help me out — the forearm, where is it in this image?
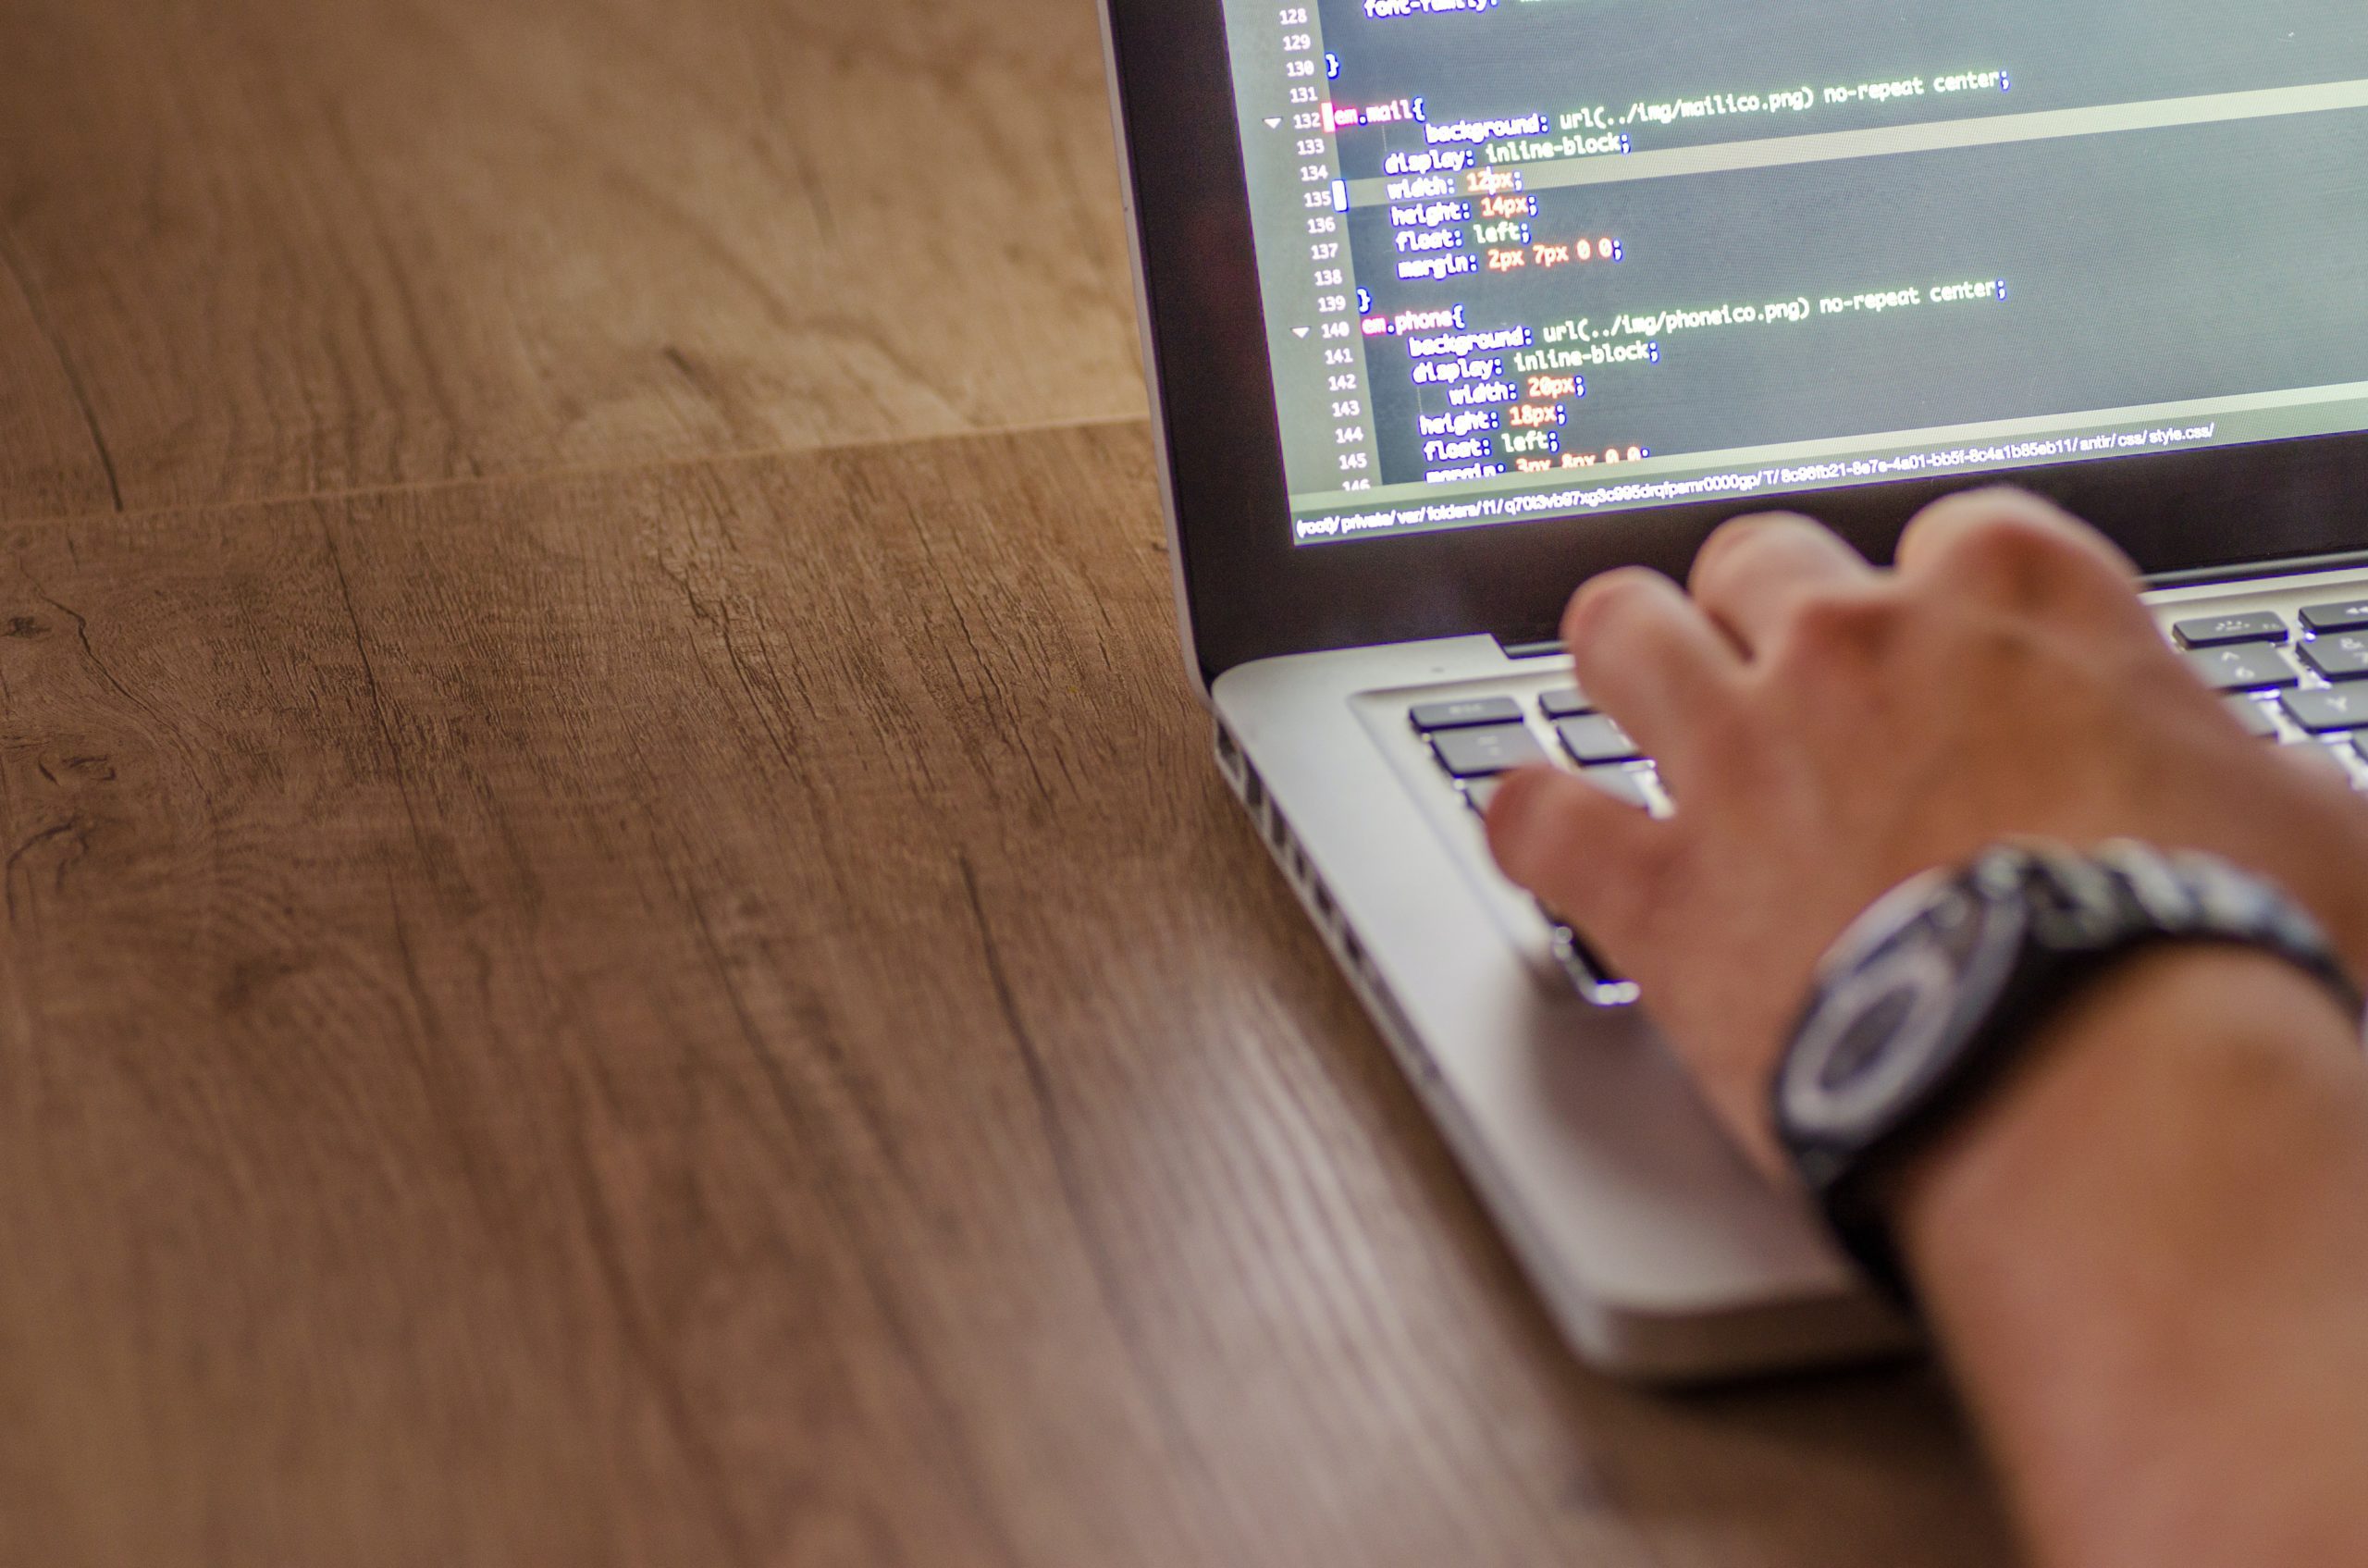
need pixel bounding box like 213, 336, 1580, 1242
1893, 946, 2368, 1568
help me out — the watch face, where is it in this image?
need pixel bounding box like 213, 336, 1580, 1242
1782, 881, 2029, 1147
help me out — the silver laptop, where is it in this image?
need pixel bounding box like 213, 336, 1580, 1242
1096, 0, 2368, 1379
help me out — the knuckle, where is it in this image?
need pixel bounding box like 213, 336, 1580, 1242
1919, 508, 2123, 615
1696, 514, 1768, 570
1948, 512, 2079, 575
1563, 566, 1665, 652
1781, 587, 1898, 665
1907, 485, 2057, 537
1695, 512, 1817, 584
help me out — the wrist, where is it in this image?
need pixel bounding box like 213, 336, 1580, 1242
1876, 944, 2368, 1568
1770, 842, 2362, 1307
1886, 943, 2363, 1300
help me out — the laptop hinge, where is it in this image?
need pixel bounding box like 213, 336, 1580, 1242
2144, 548, 2368, 591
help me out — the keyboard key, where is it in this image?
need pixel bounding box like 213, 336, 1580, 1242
1411, 697, 1523, 733
2300, 633, 2368, 682
1557, 714, 1644, 765
2281, 685, 2368, 734
2186, 644, 2298, 692
1582, 766, 1652, 810
2172, 611, 2288, 648
2226, 698, 2279, 740
1431, 724, 1548, 778
2300, 599, 2368, 635
1462, 776, 1505, 814
1538, 687, 1596, 720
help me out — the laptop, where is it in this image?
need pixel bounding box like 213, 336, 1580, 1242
1095, 0, 2368, 1379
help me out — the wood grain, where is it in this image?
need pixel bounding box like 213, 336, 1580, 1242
0, 0, 1146, 520
0, 226, 119, 518
0, 422, 2013, 1566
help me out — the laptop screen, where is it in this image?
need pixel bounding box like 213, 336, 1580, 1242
1217, 3, 2368, 548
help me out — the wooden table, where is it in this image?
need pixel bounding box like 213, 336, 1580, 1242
0, 0, 2016, 1562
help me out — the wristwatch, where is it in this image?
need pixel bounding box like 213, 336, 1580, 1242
1774, 839, 2362, 1309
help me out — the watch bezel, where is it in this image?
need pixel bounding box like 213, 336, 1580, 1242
1779, 882, 2028, 1157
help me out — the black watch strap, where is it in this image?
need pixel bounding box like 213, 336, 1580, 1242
1775, 841, 2363, 1311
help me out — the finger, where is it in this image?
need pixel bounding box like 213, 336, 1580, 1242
1560, 567, 1743, 769
1894, 487, 2140, 602
1687, 512, 1876, 657
1485, 765, 1663, 945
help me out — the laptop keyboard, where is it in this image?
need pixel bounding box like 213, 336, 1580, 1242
1430, 723, 1550, 779
2168, 604, 2368, 756
1409, 597, 2368, 1006
2186, 644, 2296, 692
1410, 686, 1659, 1002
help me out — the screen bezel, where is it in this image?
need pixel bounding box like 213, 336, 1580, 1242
1104, 0, 2368, 685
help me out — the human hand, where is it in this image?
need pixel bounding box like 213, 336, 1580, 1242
1485, 488, 2368, 1176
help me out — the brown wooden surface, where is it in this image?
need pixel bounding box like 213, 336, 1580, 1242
0, 226, 120, 518
0, 0, 1145, 519
0, 0, 2016, 1562
1, 428, 2009, 1567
